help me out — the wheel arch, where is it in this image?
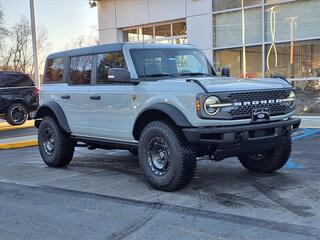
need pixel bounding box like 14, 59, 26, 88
7, 98, 28, 112
35, 102, 71, 134
132, 103, 192, 141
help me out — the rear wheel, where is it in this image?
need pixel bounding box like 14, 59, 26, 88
238, 137, 292, 173
6, 102, 28, 126
138, 121, 196, 191
38, 116, 75, 167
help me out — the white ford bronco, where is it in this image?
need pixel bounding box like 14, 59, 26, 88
36, 43, 301, 191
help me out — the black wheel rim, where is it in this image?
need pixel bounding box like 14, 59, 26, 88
10, 105, 27, 124
147, 137, 170, 176
43, 127, 55, 155
248, 152, 267, 161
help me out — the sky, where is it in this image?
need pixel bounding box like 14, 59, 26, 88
0, 0, 98, 52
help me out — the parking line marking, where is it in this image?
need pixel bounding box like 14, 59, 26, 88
292, 128, 320, 141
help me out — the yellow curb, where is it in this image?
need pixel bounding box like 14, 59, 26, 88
0, 120, 35, 132
0, 140, 38, 150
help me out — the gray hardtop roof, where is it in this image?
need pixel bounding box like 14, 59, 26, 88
46, 43, 196, 59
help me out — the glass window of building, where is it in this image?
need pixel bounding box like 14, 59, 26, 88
265, 41, 320, 79
155, 24, 171, 39
213, 0, 261, 12
214, 46, 262, 78
96, 52, 127, 84
264, 1, 320, 43
68, 55, 93, 85
172, 22, 186, 36
123, 21, 187, 44
213, 7, 262, 48
141, 27, 153, 42
123, 28, 139, 42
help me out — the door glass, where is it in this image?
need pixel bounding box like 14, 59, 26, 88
68, 55, 93, 84
96, 52, 127, 84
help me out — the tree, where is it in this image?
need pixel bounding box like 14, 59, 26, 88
0, 15, 50, 78
0, 8, 9, 51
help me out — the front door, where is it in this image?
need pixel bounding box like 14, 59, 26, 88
87, 52, 135, 141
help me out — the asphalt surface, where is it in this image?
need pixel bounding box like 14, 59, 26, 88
0, 127, 37, 139
0, 128, 320, 240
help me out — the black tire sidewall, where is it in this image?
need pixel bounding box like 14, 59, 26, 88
138, 122, 189, 190
6, 102, 27, 126
38, 117, 72, 167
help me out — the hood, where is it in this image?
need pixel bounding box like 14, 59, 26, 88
190, 77, 292, 93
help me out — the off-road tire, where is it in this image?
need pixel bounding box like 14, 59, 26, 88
6, 102, 28, 126
138, 121, 196, 191
38, 116, 75, 167
238, 137, 292, 173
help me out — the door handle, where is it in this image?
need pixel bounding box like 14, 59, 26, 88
90, 95, 101, 100
61, 95, 70, 99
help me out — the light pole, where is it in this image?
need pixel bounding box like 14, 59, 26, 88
29, 0, 40, 89
241, 0, 246, 78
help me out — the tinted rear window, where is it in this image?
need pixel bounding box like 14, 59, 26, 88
0, 73, 34, 87
68, 55, 93, 85
44, 57, 65, 83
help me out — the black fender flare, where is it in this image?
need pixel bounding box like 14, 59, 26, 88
132, 103, 192, 140
35, 101, 71, 134
137, 103, 192, 127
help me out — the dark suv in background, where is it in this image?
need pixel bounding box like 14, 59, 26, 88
0, 72, 38, 126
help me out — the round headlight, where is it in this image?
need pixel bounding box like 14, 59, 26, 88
204, 96, 220, 115
288, 90, 296, 107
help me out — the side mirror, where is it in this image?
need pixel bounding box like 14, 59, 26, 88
221, 66, 230, 77
108, 68, 131, 82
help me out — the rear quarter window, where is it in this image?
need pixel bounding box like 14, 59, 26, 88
0, 73, 34, 87
44, 57, 65, 83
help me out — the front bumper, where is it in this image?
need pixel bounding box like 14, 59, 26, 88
183, 118, 301, 145
183, 118, 301, 159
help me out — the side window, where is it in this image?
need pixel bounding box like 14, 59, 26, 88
0, 74, 34, 87
44, 58, 64, 83
96, 52, 126, 84
68, 55, 93, 85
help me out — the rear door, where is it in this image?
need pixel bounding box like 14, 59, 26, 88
64, 54, 94, 136
87, 51, 135, 141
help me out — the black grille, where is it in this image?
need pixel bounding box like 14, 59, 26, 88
228, 90, 290, 101
227, 90, 291, 119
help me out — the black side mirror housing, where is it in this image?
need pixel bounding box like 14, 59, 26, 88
221, 67, 230, 77
108, 68, 131, 82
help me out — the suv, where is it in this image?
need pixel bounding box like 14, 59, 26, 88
35, 43, 300, 191
0, 71, 38, 126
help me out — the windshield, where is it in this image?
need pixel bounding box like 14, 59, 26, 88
130, 48, 216, 79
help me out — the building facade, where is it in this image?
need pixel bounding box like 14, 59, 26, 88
98, 0, 320, 116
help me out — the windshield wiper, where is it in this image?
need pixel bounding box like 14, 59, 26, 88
140, 73, 176, 78
179, 72, 211, 76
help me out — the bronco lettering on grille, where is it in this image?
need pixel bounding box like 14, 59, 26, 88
234, 99, 283, 106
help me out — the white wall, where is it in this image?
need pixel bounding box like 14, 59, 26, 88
98, 0, 213, 62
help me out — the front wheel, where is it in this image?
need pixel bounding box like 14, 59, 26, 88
138, 121, 196, 191
38, 116, 75, 167
238, 137, 292, 173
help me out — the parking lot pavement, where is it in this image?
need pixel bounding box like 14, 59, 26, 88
0, 129, 320, 240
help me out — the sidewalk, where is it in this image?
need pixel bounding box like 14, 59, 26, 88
0, 120, 38, 150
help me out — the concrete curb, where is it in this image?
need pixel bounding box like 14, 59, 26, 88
0, 139, 38, 150
0, 120, 35, 132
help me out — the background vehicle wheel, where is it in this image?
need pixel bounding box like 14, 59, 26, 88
138, 121, 196, 191
238, 137, 292, 173
38, 116, 75, 167
6, 102, 28, 126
